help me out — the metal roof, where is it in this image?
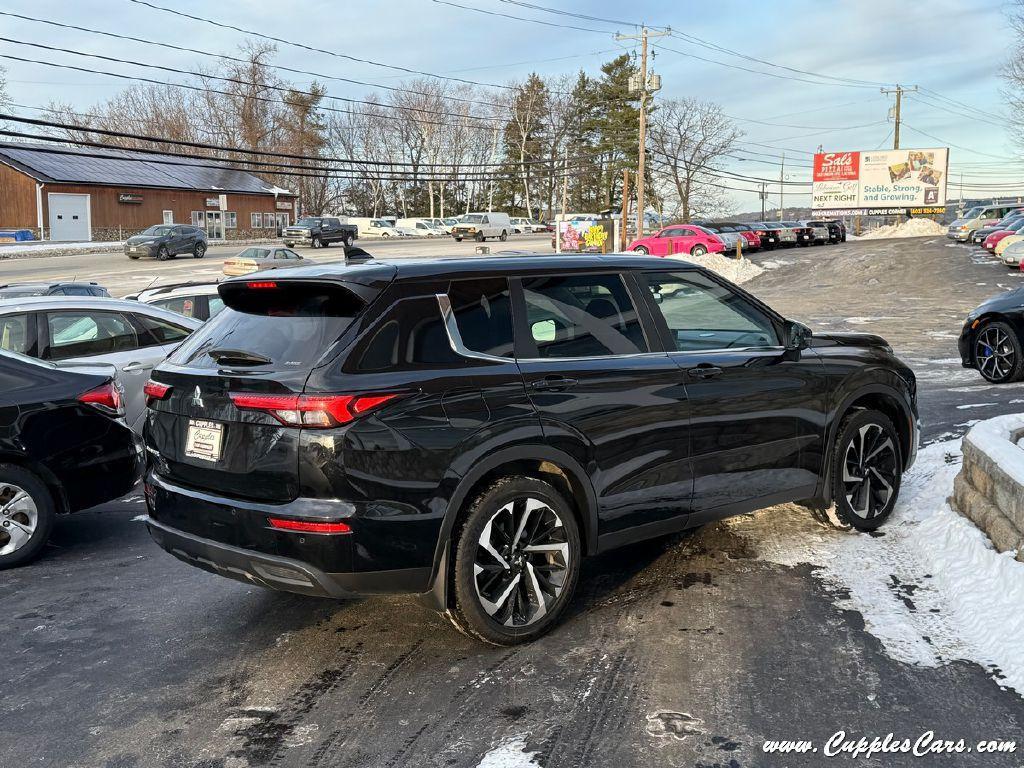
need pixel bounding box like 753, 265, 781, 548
0, 142, 295, 196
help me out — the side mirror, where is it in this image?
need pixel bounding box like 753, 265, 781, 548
785, 320, 812, 351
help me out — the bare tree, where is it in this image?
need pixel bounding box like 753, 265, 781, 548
1004, 1, 1024, 149
647, 98, 742, 221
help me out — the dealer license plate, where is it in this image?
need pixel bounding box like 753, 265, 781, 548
184, 419, 223, 462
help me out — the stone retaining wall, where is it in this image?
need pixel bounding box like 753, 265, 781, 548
951, 414, 1024, 561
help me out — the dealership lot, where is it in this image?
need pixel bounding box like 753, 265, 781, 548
2, 236, 1023, 768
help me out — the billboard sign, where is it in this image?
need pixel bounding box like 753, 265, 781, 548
812, 148, 948, 211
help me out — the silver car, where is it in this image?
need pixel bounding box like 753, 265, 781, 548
999, 239, 1024, 268
0, 297, 201, 433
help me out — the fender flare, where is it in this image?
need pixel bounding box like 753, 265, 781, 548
419, 443, 598, 611
815, 381, 914, 503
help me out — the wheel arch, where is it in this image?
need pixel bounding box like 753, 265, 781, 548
0, 451, 68, 514
814, 382, 916, 506
419, 444, 598, 612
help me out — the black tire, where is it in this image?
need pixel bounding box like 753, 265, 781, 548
633, 246, 649, 254
128, 255, 140, 260
344, 234, 354, 248
475, 231, 485, 242
500, 230, 508, 242
0, 464, 56, 570
312, 235, 323, 249
690, 244, 707, 257
381, 232, 391, 239
157, 245, 170, 261
448, 476, 581, 645
454, 237, 462, 242
830, 410, 902, 532
973, 320, 1024, 383
193, 242, 206, 259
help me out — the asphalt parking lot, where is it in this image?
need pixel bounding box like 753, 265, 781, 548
3, 236, 1024, 768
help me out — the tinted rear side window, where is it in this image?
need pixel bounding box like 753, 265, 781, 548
355, 295, 459, 371
169, 283, 364, 371
449, 278, 514, 358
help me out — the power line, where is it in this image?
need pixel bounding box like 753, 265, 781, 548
431, 0, 609, 33
900, 123, 1008, 160
0, 133, 589, 182
0, 112, 589, 168
0, 37, 505, 127
0, 52, 498, 132
0, 11, 514, 113
125, 0, 527, 92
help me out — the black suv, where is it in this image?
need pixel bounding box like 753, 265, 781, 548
282, 217, 357, 249
0, 281, 109, 298
125, 225, 208, 261
143, 255, 918, 644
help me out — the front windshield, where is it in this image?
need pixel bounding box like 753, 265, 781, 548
963, 207, 984, 219
295, 218, 321, 226
142, 226, 173, 236
463, 214, 484, 223
443, 218, 458, 225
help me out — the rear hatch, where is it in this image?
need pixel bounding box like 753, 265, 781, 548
145, 274, 392, 502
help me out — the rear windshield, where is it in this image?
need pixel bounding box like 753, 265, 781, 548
167, 282, 364, 371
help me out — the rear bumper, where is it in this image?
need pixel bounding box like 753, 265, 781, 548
145, 516, 429, 598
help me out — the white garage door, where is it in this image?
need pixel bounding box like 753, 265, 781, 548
48, 193, 91, 242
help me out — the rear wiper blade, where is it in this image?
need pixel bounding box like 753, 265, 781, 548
208, 348, 272, 365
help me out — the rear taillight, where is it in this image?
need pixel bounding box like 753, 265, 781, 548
229, 392, 399, 427
268, 517, 352, 534
143, 379, 172, 403
78, 381, 124, 416
247, 281, 277, 289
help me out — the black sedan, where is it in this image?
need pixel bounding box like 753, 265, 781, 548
125, 225, 208, 261
0, 350, 143, 568
958, 287, 1024, 383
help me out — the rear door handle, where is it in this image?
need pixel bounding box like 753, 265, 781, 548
687, 365, 723, 380
530, 376, 578, 392
121, 361, 152, 373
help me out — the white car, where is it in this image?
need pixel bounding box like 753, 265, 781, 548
999, 239, 1024, 268
126, 282, 225, 322
0, 297, 201, 433
510, 217, 546, 234
451, 212, 513, 242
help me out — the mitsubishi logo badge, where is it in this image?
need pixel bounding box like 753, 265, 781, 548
192, 386, 204, 409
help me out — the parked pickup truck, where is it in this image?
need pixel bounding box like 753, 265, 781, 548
282, 216, 357, 249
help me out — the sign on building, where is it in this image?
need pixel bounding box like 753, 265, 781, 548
812, 148, 949, 213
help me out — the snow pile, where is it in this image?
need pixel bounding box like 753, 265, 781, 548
476, 737, 541, 767
727, 439, 1024, 696
677, 252, 764, 284
0, 240, 124, 255
858, 219, 947, 240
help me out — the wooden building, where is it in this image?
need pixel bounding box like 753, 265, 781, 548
0, 142, 298, 242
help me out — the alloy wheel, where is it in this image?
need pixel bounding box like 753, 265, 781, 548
0, 483, 38, 556
842, 424, 898, 519
474, 497, 570, 627
975, 325, 1016, 381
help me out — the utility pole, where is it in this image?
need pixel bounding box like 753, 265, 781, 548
616, 25, 670, 240
778, 152, 785, 221
881, 84, 917, 150
621, 169, 630, 251
759, 181, 766, 221
557, 145, 568, 253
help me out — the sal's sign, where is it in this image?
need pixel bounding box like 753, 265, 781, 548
814, 152, 860, 182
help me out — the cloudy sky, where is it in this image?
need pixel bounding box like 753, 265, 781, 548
0, 0, 1017, 213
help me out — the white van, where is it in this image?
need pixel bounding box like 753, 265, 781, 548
397, 218, 445, 237
451, 212, 513, 242
342, 217, 404, 238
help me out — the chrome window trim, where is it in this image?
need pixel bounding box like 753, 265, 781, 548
435, 293, 510, 363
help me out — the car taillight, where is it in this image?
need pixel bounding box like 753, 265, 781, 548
143, 379, 172, 402
78, 381, 124, 416
229, 392, 399, 427
247, 281, 277, 289
268, 517, 352, 534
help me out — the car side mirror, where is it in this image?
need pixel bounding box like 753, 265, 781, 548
784, 320, 812, 350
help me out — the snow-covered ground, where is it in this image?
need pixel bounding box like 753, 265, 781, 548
856, 219, 947, 240
728, 439, 1024, 697
0, 240, 124, 255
